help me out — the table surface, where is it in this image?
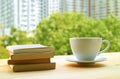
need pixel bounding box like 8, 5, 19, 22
0, 52, 120, 79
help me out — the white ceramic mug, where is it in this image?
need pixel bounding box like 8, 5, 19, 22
70, 37, 110, 61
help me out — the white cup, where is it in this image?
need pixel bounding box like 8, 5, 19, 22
70, 37, 110, 61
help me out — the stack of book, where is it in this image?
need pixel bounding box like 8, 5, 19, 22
6, 44, 55, 72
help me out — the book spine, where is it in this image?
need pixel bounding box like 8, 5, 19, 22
11, 63, 56, 72
8, 58, 50, 65
11, 52, 54, 60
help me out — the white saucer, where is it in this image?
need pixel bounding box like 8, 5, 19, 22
66, 56, 106, 64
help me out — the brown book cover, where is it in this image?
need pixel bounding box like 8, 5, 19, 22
10, 52, 54, 60
8, 58, 50, 65
9, 62, 56, 72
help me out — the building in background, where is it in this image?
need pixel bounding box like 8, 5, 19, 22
90, 0, 119, 19
90, 0, 107, 19
62, 0, 120, 19
49, 0, 60, 15
59, 0, 67, 14
115, 0, 120, 18
1, 0, 120, 35
64, 0, 89, 17
0, 0, 59, 35
0, 0, 14, 35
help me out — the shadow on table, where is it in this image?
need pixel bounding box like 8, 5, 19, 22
65, 62, 106, 68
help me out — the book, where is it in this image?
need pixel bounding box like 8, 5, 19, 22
9, 52, 54, 60
8, 58, 50, 65
9, 62, 56, 72
6, 44, 53, 54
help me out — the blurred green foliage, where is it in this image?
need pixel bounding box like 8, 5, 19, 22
0, 12, 120, 58
34, 12, 120, 55
0, 27, 34, 58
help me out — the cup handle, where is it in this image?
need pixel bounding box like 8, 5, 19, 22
97, 40, 110, 55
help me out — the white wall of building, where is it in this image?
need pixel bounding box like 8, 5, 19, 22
49, 0, 60, 16
0, 0, 60, 35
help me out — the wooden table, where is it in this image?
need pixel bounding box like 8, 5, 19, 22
0, 52, 120, 79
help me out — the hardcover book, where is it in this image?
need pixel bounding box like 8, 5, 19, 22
8, 58, 50, 65
9, 52, 54, 60
9, 62, 56, 72
6, 44, 53, 54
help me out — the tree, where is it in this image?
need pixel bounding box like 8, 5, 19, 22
34, 12, 120, 55
6, 27, 34, 46
1, 12, 120, 58
0, 23, 2, 28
